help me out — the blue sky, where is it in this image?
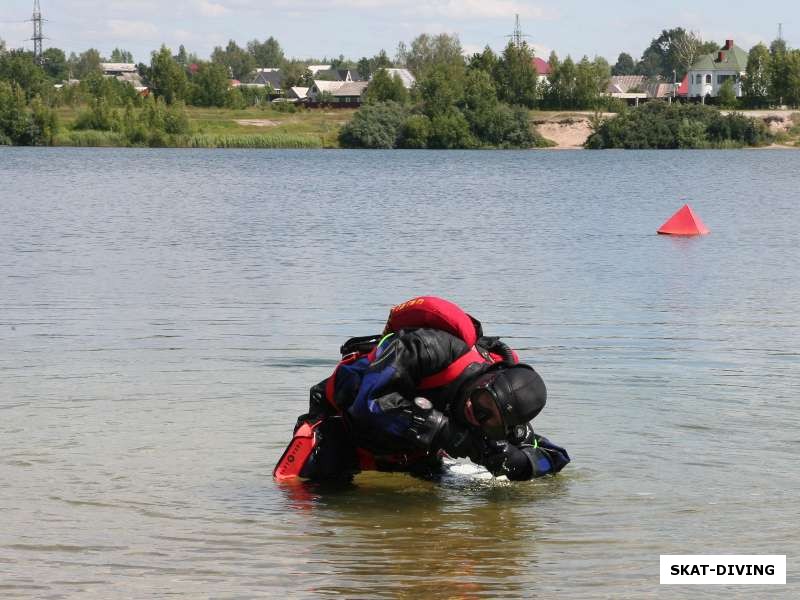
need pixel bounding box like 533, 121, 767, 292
1, 0, 792, 64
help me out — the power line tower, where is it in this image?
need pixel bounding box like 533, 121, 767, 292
506, 14, 531, 49
31, 0, 44, 63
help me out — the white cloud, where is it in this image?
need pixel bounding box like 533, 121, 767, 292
109, 0, 159, 10
198, 1, 231, 17
272, 0, 554, 21
421, 0, 553, 20
108, 19, 159, 39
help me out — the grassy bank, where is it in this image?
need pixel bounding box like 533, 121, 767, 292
53, 105, 356, 149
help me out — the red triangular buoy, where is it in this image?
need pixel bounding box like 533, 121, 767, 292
657, 204, 710, 236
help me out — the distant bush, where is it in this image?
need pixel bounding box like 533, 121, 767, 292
586, 101, 772, 149
339, 101, 409, 148
0, 81, 60, 145
399, 114, 431, 148
74, 98, 122, 131
428, 109, 475, 149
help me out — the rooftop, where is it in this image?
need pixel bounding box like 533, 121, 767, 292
689, 40, 748, 72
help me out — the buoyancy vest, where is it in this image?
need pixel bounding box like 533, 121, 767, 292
324, 296, 518, 412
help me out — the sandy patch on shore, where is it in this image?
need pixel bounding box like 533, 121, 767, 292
235, 119, 280, 127
535, 118, 594, 148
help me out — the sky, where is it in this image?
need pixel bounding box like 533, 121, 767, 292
0, 0, 793, 64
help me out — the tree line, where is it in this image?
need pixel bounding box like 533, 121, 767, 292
2, 27, 800, 147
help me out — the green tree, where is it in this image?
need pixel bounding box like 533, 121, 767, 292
373, 49, 392, 70
428, 109, 474, 149
546, 55, 577, 108
574, 56, 610, 109
149, 45, 188, 104
110, 48, 134, 63
418, 63, 464, 117
0, 81, 28, 144
339, 101, 409, 148
637, 28, 714, 80
399, 114, 431, 148
174, 45, 188, 67
190, 61, 229, 107
785, 50, 800, 107
494, 41, 538, 108
612, 52, 636, 75
357, 56, 373, 81
28, 96, 59, 144
768, 40, 790, 105
42, 47, 68, 81
211, 40, 256, 80
717, 79, 738, 108
356, 50, 393, 81
364, 69, 408, 103
74, 97, 122, 131
468, 46, 499, 75
281, 60, 308, 88
74, 48, 103, 79
743, 43, 771, 107
461, 69, 500, 138
0, 50, 48, 99
248, 37, 284, 67
405, 33, 464, 81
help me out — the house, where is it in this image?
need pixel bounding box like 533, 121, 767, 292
307, 80, 369, 105
100, 63, 137, 77
606, 75, 648, 105
247, 68, 283, 93
307, 65, 332, 76
313, 68, 362, 82
606, 75, 678, 105
286, 86, 309, 101
99, 62, 147, 93
687, 39, 747, 99
373, 68, 416, 89
532, 57, 551, 83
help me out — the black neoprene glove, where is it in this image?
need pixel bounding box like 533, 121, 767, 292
480, 442, 534, 481
402, 397, 480, 457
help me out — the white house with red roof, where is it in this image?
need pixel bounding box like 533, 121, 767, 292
532, 57, 551, 83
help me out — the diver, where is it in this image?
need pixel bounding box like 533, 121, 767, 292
274, 297, 570, 482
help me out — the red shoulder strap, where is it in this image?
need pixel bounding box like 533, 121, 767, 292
418, 346, 490, 390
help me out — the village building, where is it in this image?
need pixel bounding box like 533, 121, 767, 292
313, 68, 362, 82
606, 75, 678, 105
532, 57, 551, 83
100, 62, 147, 92
245, 68, 283, 93
307, 65, 332, 76
307, 80, 369, 105
687, 39, 747, 99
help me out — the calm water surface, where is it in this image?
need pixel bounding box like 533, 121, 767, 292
1, 148, 799, 598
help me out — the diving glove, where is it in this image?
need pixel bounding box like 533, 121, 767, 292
403, 397, 477, 456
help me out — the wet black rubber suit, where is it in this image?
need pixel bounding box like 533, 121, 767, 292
300, 328, 564, 481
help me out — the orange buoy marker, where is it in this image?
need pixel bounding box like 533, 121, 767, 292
657, 204, 710, 236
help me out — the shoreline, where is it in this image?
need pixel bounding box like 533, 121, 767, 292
534, 109, 799, 149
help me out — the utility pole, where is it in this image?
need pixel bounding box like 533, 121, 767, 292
31, 0, 44, 63
506, 14, 530, 49
512, 14, 523, 48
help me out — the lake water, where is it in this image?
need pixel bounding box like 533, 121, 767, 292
1, 147, 798, 598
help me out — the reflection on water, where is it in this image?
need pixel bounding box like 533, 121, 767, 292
275, 473, 568, 599
1, 148, 799, 597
